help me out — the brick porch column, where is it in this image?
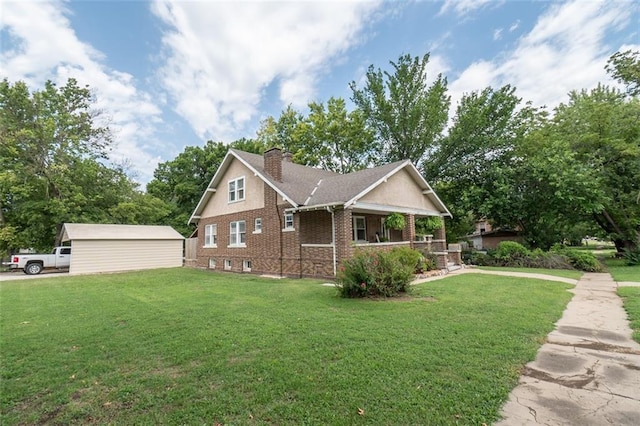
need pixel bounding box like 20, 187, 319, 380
334, 209, 353, 266
402, 214, 416, 248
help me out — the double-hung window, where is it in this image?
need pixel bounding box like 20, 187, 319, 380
284, 213, 294, 230
254, 217, 262, 233
353, 216, 367, 242
228, 177, 245, 203
204, 224, 217, 247
229, 220, 246, 247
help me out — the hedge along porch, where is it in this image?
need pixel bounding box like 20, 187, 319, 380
60, 223, 184, 275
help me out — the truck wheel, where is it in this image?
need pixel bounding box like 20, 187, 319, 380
25, 262, 43, 275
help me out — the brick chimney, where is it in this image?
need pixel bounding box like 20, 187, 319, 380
264, 147, 283, 181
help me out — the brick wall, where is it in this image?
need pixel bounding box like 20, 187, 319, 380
299, 210, 333, 244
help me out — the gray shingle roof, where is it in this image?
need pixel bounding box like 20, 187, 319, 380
305, 160, 408, 206
189, 148, 451, 224
232, 149, 339, 205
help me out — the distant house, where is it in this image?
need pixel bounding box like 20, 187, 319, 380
466, 220, 523, 250
188, 148, 456, 278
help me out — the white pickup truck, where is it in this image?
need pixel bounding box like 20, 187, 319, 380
8, 247, 71, 275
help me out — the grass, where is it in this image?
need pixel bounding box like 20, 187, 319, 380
601, 257, 640, 282
476, 266, 583, 280
1, 268, 573, 425
618, 287, 640, 343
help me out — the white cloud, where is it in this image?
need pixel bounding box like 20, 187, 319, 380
493, 28, 503, 41
509, 19, 520, 32
152, 0, 382, 141
439, 0, 500, 17
0, 0, 163, 184
450, 0, 635, 111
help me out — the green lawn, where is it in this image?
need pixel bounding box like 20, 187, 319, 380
602, 257, 640, 282
476, 266, 583, 280
618, 287, 640, 343
1, 268, 573, 425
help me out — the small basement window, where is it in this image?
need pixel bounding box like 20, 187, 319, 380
208, 258, 216, 269
224, 259, 232, 270
243, 260, 252, 272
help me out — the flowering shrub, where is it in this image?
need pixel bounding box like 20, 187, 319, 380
336, 248, 416, 298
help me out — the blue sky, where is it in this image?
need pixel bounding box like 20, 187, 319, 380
1, 0, 638, 185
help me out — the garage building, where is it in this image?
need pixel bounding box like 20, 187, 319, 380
60, 223, 184, 275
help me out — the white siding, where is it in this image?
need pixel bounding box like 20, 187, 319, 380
69, 240, 183, 275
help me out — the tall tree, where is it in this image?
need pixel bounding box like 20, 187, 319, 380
0, 78, 173, 252
254, 98, 375, 173
1, 79, 111, 251
606, 49, 640, 97
350, 53, 450, 167
426, 86, 541, 242
552, 84, 640, 252
146, 139, 266, 235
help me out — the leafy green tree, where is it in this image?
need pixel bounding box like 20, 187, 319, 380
0, 78, 173, 252
146, 139, 266, 235
606, 50, 640, 97
427, 86, 539, 242
1, 79, 111, 251
552, 84, 640, 252
476, 134, 603, 249
255, 98, 375, 173
350, 53, 450, 167
426, 84, 606, 249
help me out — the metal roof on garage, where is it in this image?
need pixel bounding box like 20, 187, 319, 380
61, 223, 184, 242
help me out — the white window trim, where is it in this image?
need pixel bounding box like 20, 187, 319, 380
224, 259, 232, 270
283, 213, 295, 232
353, 216, 367, 242
208, 258, 216, 269
228, 220, 247, 248
243, 260, 252, 272
253, 217, 262, 234
204, 224, 217, 247
228, 176, 246, 204
380, 218, 390, 241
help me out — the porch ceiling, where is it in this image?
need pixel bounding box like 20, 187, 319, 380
349, 202, 444, 218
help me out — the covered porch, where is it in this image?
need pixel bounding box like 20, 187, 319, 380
295, 204, 460, 276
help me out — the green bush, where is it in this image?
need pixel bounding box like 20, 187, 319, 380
418, 251, 438, 272
623, 248, 640, 266
551, 245, 603, 272
389, 246, 423, 272
337, 249, 415, 298
465, 243, 602, 271
494, 241, 530, 261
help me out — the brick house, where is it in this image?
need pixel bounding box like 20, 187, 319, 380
188, 147, 455, 278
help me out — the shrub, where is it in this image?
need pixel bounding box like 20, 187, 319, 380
465, 243, 595, 271
336, 249, 415, 298
623, 248, 640, 266
419, 251, 438, 272
494, 241, 530, 261
550, 245, 603, 272
389, 246, 423, 272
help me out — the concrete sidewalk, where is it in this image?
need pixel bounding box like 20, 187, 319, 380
495, 273, 640, 425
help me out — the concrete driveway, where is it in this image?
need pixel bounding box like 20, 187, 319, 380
0, 269, 69, 281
